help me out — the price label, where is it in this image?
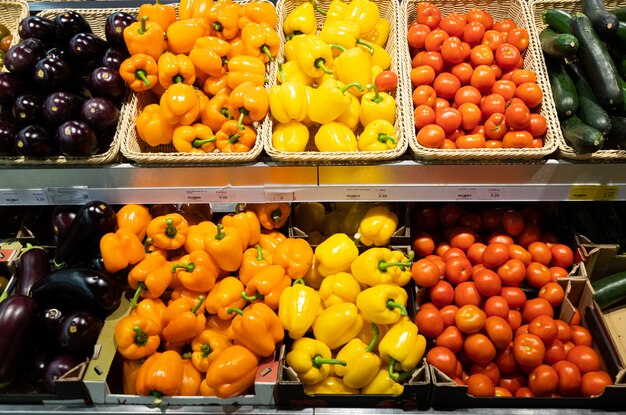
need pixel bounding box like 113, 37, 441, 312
375, 188, 390, 199
569, 185, 619, 201
1, 192, 21, 204
31, 191, 47, 204
344, 188, 373, 200
265, 191, 294, 202
455, 187, 478, 200
46, 186, 89, 204
184, 190, 212, 203
212, 189, 234, 202
486, 187, 503, 200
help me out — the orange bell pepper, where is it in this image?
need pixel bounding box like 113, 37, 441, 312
190, 36, 231, 78
160, 83, 202, 126
100, 228, 145, 274
199, 379, 216, 396
162, 296, 207, 344
135, 104, 174, 147
180, 359, 203, 396
123, 16, 166, 61
242, 264, 291, 310
189, 329, 232, 372
250, 203, 291, 230
215, 119, 257, 153
123, 358, 143, 395
241, 22, 280, 63
203, 71, 230, 96
238, 244, 272, 285
179, 0, 196, 20
204, 276, 246, 319
229, 35, 245, 56
191, 0, 213, 18
239, 1, 278, 29
208, 0, 242, 40
205, 345, 258, 398
272, 238, 313, 279
119, 54, 158, 92
169, 287, 206, 305
128, 255, 172, 307
228, 81, 269, 129
171, 249, 220, 292
227, 302, 284, 357
146, 213, 188, 250
157, 52, 196, 90
258, 229, 286, 252
184, 221, 217, 253
139, 0, 176, 32
204, 223, 244, 271
166, 18, 209, 55
117, 204, 153, 241
136, 351, 183, 406
200, 91, 232, 132
226, 56, 266, 90
221, 204, 261, 249
131, 298, 167, 330
115, 314, 161, 360
205, 315, 234, 339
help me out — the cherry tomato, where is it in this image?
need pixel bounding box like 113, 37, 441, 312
513, 333, 545, 367
528, 315, 558, 345
465, 333, 497, 364
567, 345, 601, 374
580, 371, 613, 397
416, 307, 445, 339
407, 22, 431, 49
375, 70, 398, 92
552, 360, 582, 396
427, 346, 458, 377
455, 304, 486, 334
430, 279, 455, 308
528, 364, 558, 396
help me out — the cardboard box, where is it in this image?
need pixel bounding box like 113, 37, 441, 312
83, 296, 279, 406
575, 234, 626, 280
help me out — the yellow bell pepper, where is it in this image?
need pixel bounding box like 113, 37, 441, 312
341, 202, 373, 237
378, 321, 426, 381
239, 244, 273, 285
283, 34, 304, 62
334, 323, 382, 388
314, 0, 348, 23
360, 84, 395, 127
295, 34, 335, 78
356, 204, 399, 246
313, 302, 363, 350
279, 279, 322, 339
314, 122, 357, 152
318, 272, 361, 307
221, 204, 261, 249
294, 202, 326, 234
283, 2, 317, 37
356, 284, 408, 325
358, 119, 397, 151
321, 20, 372, 57
279, 60, 314, 86
356, 321, 387, 353
286, 337, 347, 385
204, 223, 244, 272
272, 121, 309, 152
157, 52, 196, 90
315, 233, 359, 277
302, 254, 324, 290
344, 0, 380, 36
361, 42, 391, 70
336, 93, 360, 132
308, 79, 363, 124
160, 83, 201, 126
304, 376, 359, 394
361, 368, 404, 395
350, 248, 414, 287
364, 18, 390, 46
167, 18, 209, 55
269, 63, 308, 123
172, 124, 216, 153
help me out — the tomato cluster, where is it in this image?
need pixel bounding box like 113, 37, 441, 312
410, 203, 614, 397
407, 4, 547, 150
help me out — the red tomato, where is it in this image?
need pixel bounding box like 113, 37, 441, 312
470, 44, 494, 66
417, 124, 445, 148
414, 105, 437, 129
425, 29, 450, 52
538, 282, 565, 307
503, 130, 534, 148
440, 304, 460, 327
515, 223, 541, 248
501, 286, 527, 308
483, 112, 508, 140
467, 373, 496, 397
473, 268, 502, 297
491, 79, 517, 101
484, 295, 510, 319
504, 99, 531, 130
407, 22, 431, 49
480, 94, 507, 121
528, 113, 548, 136
412, 231, 436, 257
497, 258, 526, 286
493, 18, 516, 33
509, 244, 532, 266
482, 208, 504, 230
525, 261, 552, 289
552, 360, 582, 396
427, 346, 458, 377
415, 307, 445, 339
522, 298, 554, 323
470, 64, 496, 93
456, 133, 486, 149
465, 333, 497, 364
508, 310, 523, 332
454, 281, 482, 307
471, 361, 501, 385
449, 226, 476, 251
442, 247, 466, 262
528, 315, 558, 345
495, 43, 522, 69
433, 73, 461, 100
413, 85, 437, 108
501, 210, 524, 236
580, 371, 613, 397
515, 82, 543, 108
441, 36, 466, 65
482, 30, 505, 50
415, 51, 445, 74
544, 339, 566, 365
439, 203, 464, 227
411, 65, 436, 87
467, 242, 487, 265
495, 345, 519, 373
550, 244, 574, 269
570, 325, 593, 347
440, 14, 467, 37
430, 279, 455, 308
499, 371, 527, 394
556, 320, 571, 342
528, 241, 553, 266
411, 258, 442, 287
567, 345, 601, 374
455, 304, 486, 334
436, 326, 464, 355
484, 315, 513, 349
459, 103, 482, 131
451, 62, 474, 85
417, 2, 442, 29
528, 364, 558, 396
514, 387, 536, 397
510, 69, 537, 85
454, 85, 482, 106
462, 21, 486, 46
435, 106, 463, 133
467, 8, 493, 30
375, 70, 398, 92
482, 242, 510, 269
513, 333, 545, 367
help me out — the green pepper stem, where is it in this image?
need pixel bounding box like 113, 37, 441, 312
262, 45, 274, 62
173, 74, 183, 84
353, 232, 361, 245
171, 262, 195, 273
388, 358, 415, 382
277, 60, 286, 84
154, 0, 161, 4
215, 223, 225, 240
151, 390, 162, 407
192, 137, 216, 148
241, 291, 264, 302
133, 326, 149, 346
329, 43, 347, 52
0, 291, 7, 303
378, 133, 397, 144
366, 83, 382, 103
139, 15, 149, 35
254, 244, 264, 261
143, 237, 153, 253
341, 82, 364, 93
293, 279, 305, 286
366, 323, 379, 353
165, 217, 177, 238
220, 108, 231, 119
356, 38, 375, 55
226, 307, 245, 316
222, 56, 229, 66
136, 69, 151, 87
386, 299, 408, 316
183, 352, 193, 359
237, 111, 246, 131
312, 355, 347, 369
311, 0, 327, 15
130, 282, 146, 309
314, 58, 333, 75
271, 209, 282, 223
378, 253, 414, 272
190, 296, 205, 314
201, 343, 212, 358
212, 22, 223, 33
236, 203, 246, 214
21, 243, 45, 254
229, 133, 241, 144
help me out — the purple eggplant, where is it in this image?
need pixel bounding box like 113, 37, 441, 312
14, 125, 56, 157
0, 295, 38, 387
89, 67, 126, 101
34, 56, 73, 90
57, 309, 102, 352
22, 351, 51, 388
39, 306, 66, 340
43, 354, 83, 393
43, 91, 83, 125
0, 73, 26, 106
30, 267, 122, 316
18, 16, 56, 44
105, 12, 136, 47
0, 120, 16, 155
54, 11, 91, 43
50, 205, 78, 243
55, 120, 99, 156
80, 97, 119, 129
4, 38, 45, 75
67, 33, 107, 71
13, 93, 44, 124
15, 245, 50, 296
101, 47, 129, 70
53, 201, 117, 269
43, 46, 68, 61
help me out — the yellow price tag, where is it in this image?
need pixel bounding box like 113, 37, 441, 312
569, 185, 619, 201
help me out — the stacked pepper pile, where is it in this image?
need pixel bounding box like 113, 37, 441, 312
119, 0, 278, 153
269, 0, 402, 153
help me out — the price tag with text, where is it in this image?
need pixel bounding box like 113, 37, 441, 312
265, 191, 295, 202
46, 186, 90, 204
1, 192, 21, 204
569, 185, 619, 201
184, 190, 212, 203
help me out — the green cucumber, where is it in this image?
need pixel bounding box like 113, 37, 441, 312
607, 43, 626, 78
571, 13, 624, 111
559, 202, 607, 244
561, 115, 605, 153
583, 0, 620, 36
610, 6, 626, 21
575, 74, 613, 135
543, 8, 573, 33
548, 61, 579, 119
608, 116, 626, 149
591, 270, 626, 309
539, 27, 579, 58
615, 21, 626, 45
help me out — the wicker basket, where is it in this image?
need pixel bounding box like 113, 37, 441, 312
0, 0, 28, 40
263, 0, 409, 163
530, 0, 626, 161
403, 0, 559, 160
120, 0, 275, 165
0, 7, 137, 166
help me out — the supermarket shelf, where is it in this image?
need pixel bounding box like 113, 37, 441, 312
2, 158, 626, 205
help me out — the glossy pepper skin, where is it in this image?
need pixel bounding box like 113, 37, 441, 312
173, 123, 216, 154
136, 351, 183, 406
138, 0, 176, 31
190, 329, 231, 373
208, 0, 241, 40
201, 91, 231, 132
334, 47, 372, 95
378, 321, 426, 381
321, 20, 372, 55
318, 272, 361, 307
361, 368, 404, 395
161, 295, 206, 344
363, 18, 390, 46
241, 22, 280, 63
123, 358, 143, 395
239, 244, 273, 285
117, 204, 152, 241
239, 1, 278, 29
136, 104, 174, 147
128, 258, 172, 307
279, 60, 313, 85
189, 36, 231, 77
361, 42, 391, 69
283, 34, 304, 62
334, 323, 382, 388
167, 18, 209, 55
120, 54, 158, 92
351, 248, 413, 287
272, 238, 313, 279
221, 205, 261, 249
171, 249, 219, 292
242, 264, 291, 310
313, 302, 364, 350
286, 337, 347, 385
228, 81, 269, 129
258, 229, 286, 252
226, 56, 266, 89
146, 213, 188, 250
336, 92, 360, 131
356, 284, 408, 325
115, 314, 161, 360
295, 34, 334, 78
184, 221, 217, 253
251, 203, 291, 230
314, 121, 357, 152
272, 120, 309, 152
304, 376, 359, 394
279, 279, 322, 339
124, 16, 166, 60
227, 302, 283, 357
157, 52, 196, 90
131, 297, 167, 330
360, 83, 395, 127
204, 276, 246, 319
160, 83, 201, 126
359, 119, 397, 151
205, 314, 233, 339
215, 119, 257, 153
284, 2, 317, 37
180, 359, 202, 396
205, 345, 258, 398
357, 204, 399, 247
308, 79, 363, 124
344, 0, 379, 36
204, 223, 244, 272
315, 233, 359, 276
100, 228, 145, 273
269, 64, 308, 123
